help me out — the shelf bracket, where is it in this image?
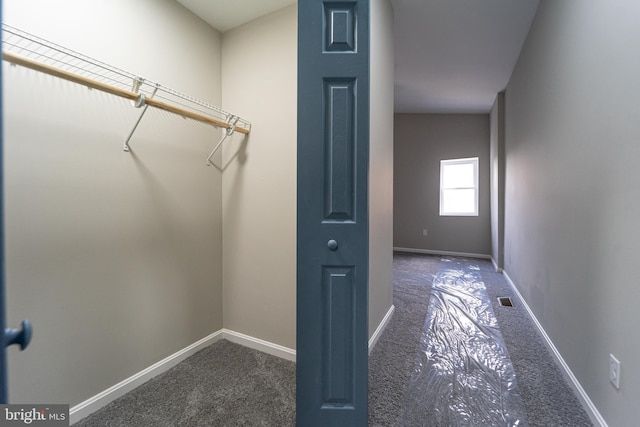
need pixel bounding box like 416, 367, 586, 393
124, 79, 159, 152
206, 115, 239, 166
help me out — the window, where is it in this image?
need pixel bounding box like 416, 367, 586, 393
440, 157, 479, 216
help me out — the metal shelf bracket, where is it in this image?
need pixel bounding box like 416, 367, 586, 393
124, 80, 159, 152
206, 115, 239, 166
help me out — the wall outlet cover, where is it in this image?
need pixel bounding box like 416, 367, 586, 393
609, 354, 621, 389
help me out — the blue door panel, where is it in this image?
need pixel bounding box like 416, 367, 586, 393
1, 0, 7, 402
297, 0, 370, 425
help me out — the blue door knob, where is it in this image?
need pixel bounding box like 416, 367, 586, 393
4, 320, 32, 351
327, 240, 338, 251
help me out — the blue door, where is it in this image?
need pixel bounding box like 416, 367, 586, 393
0, 0, 6, 402
296, 0, 370, 425
0, 2, 33, 401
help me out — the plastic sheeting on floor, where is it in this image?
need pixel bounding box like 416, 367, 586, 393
402, 258, 527, 426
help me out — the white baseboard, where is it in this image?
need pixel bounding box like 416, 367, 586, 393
368, 305, 395, 354
221, 329, 296, 362
224, 304, 397, 359
394, 246, 491, 260
491, 257, 504, 273
502, 271, 608, 427
69, 330, 224, 424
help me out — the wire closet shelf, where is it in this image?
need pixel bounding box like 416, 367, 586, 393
1, 24, 250, 161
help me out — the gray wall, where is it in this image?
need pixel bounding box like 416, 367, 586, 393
394, 114, 491, 256
490, 93, 506, 269
368, 0, 395, 338
4, 0, 224, 405
504, 1, 640, 425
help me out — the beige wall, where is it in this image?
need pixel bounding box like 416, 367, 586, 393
394, 114, 491, 256
221, 5, 298, 350
3, 0, 224, 405
368, 0, 395, 338
504, 1, 640, 425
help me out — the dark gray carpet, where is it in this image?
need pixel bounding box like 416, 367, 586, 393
75, 253, 593, 426
368, 252, 593, 427
73, 340, 295, 426
399, 257, 527, 426
368, 252, 440, 426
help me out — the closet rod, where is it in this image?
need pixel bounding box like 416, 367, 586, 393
2, 51, 250, 136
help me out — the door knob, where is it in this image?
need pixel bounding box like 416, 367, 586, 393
4, 320, 32, 351
327, 240, 338, 251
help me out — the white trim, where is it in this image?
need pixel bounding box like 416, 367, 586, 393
70, 330, 224, 424
502, 271, 608, 427
368, 305, 395, 354
221, 329, 296, 362
491, 257, 503, 273
394, 246, 491, 260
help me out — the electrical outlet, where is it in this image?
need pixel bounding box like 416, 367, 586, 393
422, 229, 428, 237
609, 354, 621, 389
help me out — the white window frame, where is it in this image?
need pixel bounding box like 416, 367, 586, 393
439, 157, 479, 216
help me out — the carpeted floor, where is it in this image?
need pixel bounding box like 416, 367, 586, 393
368, 253, 592, 427
74, 252, 593, 426
73, 340, 295, 426
399, 257, 528, 425
368, 252, 439, 426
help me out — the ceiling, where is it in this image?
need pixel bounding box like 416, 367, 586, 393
176, 0, 296, 33
177, 0, 540, 114
392, 0, 539, 113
